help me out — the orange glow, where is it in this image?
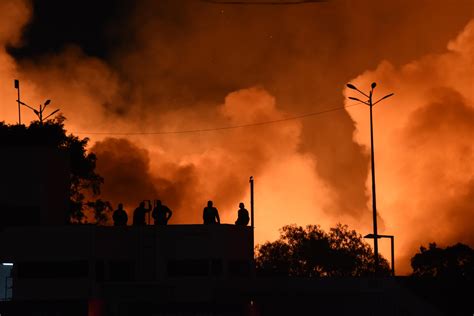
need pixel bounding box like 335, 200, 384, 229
1, 1, 473, 275
345, 20, 474, 273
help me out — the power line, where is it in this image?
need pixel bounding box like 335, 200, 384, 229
201, 0, 327, 4
74, 103, 361, 136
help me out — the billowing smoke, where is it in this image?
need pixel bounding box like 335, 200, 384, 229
0, 0, 31, 120
90, 87, 331, 230
1, 0, 473, 274
91, 138, 159, 210
345, 20, 474, 273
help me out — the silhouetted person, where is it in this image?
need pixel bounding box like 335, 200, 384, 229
152, 200, 172, 225
113, 203, 128, 226
133, 200, 152, 226
235, 202, 250, 226
203, 200, 220, 224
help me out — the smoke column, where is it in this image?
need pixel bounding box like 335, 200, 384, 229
345, 20, 474, 274
0, 0, 473, 274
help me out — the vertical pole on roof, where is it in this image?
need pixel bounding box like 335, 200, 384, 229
250, 176, 254, 229
14, 79, 21, 125
250, 176, 255, 257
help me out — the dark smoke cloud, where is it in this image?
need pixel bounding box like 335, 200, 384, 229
91, 137, 203, 223
1, 0, 473, 274
91, 138, 158, 208
402, 88, 474, 245
90, 87, 306, 224
110, 0, 474, 224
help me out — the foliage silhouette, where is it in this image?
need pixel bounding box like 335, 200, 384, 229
411, 242, 474, 279
0, 118, 107, 223
86, 199, 113, 225
256, 224, 390, 277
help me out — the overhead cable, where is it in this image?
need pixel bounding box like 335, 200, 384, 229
74, 103, 361, 136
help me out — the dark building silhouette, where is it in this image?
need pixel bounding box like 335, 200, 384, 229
0, 224, 255, 315
0, 147, 69, 227
0, 146, 462, 315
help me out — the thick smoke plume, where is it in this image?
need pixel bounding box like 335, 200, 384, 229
91, 87, 332, 231
0, 0, 30, 120
1, 0, 473, 274
345, 20, 474, 273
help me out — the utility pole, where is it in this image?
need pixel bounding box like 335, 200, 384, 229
250, 176, 255, 258
250, 176, 254, 231
368, 86, 379, 274
347, 82, 393, 275
249, 176, 256, 279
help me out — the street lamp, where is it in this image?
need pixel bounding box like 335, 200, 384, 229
364, 234, 395, 276
14, 80, 60, 125
16, 99, 60, 124
347, 82, 393, 275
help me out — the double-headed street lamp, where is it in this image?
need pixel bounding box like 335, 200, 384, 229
14, 79, 60, 125
16, 99, 59, 125
346, 82, 393, 275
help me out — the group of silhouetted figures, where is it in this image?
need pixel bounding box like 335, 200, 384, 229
112, 200, 249, 227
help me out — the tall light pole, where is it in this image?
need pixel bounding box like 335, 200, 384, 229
346, 82, 393, 275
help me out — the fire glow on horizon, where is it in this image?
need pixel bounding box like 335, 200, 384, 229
0, 0, 473, 274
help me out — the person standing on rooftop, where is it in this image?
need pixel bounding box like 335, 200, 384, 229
133, 200, 152, 226
152, 200, 172, 225
113, 203, 128, 226
203, 200, 220, 224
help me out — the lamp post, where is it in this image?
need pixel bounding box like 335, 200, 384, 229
16, 99, 59, 125
364, 234, 395, 276
346, 82, 393, 275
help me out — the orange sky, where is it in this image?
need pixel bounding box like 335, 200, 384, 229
0, 0, 473, 274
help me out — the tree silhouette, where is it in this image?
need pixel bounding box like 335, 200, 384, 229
411, 242, 474, 279
256, 224, 390, 277
86, 199, 113, 225
0, 118, 107, 223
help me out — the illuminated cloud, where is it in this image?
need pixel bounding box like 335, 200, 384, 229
1, 0, 473, 274
345, 19, 474, 274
